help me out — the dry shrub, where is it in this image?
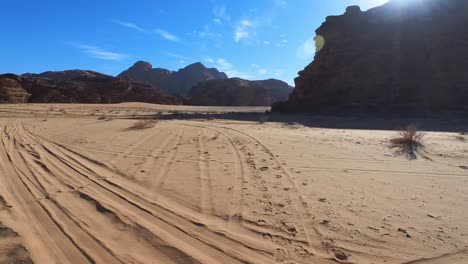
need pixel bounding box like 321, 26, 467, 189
455, 136, 465, 142
258, 115, 269, 124
389, 124, 426, 160
97, 114, 113, 121
209, 133, 220, 141
128, 120, 157, 130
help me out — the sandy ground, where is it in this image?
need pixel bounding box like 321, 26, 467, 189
0, 103, 467, 264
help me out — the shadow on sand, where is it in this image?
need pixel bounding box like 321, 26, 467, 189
124, 111, 468, 133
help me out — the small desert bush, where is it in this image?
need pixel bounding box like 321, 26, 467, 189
258, 115, 269, 124
389, 124, 426, 160
128, 120, 157, 130
98, 115, 113, 121
456, 135, 465, 142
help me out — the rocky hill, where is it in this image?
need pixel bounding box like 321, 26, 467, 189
0, 71, 181, 104
118, 61, 228, 96
0, 78, 31, 103
190, 78, 292, 106
273, 0, 468, 113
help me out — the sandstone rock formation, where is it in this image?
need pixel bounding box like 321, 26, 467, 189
0, 78, 31, 103
274, 0, 468, 113
190, 78, 292, 106
0, 71, 181, 104
118, 61, 228, 96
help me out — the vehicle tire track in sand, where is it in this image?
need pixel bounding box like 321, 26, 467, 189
196, 127, 215, 215
109, 123, 161, 166
0, 122, 93, 264
150, 125, 185, 193
32, 126, 277, 264
134, 127, 180, 185
183, 123, 246, 230
187, 122, 336, 261
17, 122, 195, 264
17, 121, 252, 263
403, 249, 468, 264
11, 122, 129, 263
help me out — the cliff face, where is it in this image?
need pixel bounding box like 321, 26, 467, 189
0, 72, 181, 105
118, 61, 228, 96
190, 78, 292, 106
0, 78, 31, 103
275, 0, 468, 113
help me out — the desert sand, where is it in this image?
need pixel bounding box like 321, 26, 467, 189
0, 103, 467, 264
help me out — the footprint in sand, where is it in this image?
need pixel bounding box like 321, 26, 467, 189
293, 245, 309, 257
274, 248, 290, 262
333, 251, 348, 261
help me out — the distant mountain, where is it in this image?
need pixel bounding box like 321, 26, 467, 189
118, 61, 228, 96
1, 62, 292, 106
190, 78, 292, 106
0, 70, 181, 104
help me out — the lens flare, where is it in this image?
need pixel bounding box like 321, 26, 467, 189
314, 35, 325, 52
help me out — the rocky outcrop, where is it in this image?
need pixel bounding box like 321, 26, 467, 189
0, 78, 31, 103
190, 78, 292, 106
23, 70, 109, 82
274, 0, 468, 113
118, 61, 228, 96
0, 72, 181, 104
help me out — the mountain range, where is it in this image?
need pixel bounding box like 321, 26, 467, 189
0, 61, 292, 106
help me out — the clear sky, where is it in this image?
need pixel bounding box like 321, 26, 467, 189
1, 0, 388, 85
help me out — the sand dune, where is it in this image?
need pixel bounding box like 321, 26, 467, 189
0, 104, 467, 264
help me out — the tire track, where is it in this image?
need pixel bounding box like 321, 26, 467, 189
22, 122, 276, 263
150, 125, 185, 192
196, 127, 215, 215
182, 123, 246, 230
11, 122, 126, 263
16, 122, 227, 263
0, 122, 92, 264
186, 122, 336, 261
136, 126, 181, 185
109, 123, 161, 166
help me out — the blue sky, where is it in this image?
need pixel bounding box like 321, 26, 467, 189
0, 0, 388, 85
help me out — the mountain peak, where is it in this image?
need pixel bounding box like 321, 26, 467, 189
118, 61, 228, 95
131, 61, 153, 71
181, 62, 206, 70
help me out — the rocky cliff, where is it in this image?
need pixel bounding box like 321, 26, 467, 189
274, 0, 468, 113
0, 78, 31, 103
118, 61, 228, 96
0, 71, 181, 104
190, 78, 292, 106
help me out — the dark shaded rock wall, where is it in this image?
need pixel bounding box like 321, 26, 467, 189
190, 78, 292, 106
275, 0, 468, 113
